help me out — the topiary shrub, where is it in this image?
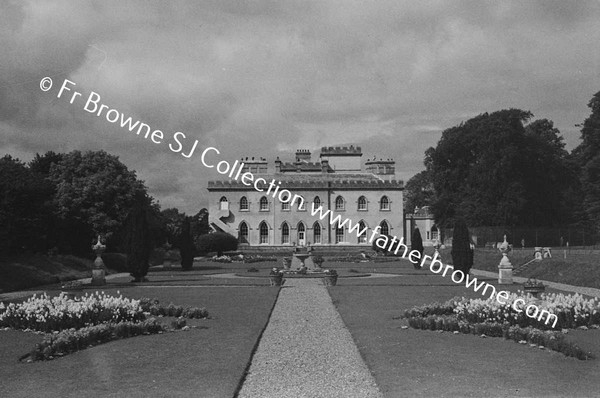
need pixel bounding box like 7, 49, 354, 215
411, 227, 424, 269
196, 232, 238, 257
451, 219, 473, 274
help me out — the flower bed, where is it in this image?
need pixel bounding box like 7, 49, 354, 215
404, 293, 600, 330
1, 293, 209, 361
0, 292, 144, 333
28, 318, 165, 361
243, 255, 278, 263
402, 292, 600, 359
139, 298, 208, 319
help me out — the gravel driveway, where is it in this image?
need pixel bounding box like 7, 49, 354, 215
237, 278, 383, 398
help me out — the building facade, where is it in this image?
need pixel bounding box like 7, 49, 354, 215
207, 146, 404, 248
404, 206, 439, 247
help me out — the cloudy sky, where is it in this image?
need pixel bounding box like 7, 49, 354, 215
2, 0, 600, 214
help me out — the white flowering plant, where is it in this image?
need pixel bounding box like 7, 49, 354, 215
0, 291, 145, 333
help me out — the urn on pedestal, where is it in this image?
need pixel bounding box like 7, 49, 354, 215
91, 235, 106, 286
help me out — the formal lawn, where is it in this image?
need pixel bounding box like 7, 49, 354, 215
328, 261, 600, 397
0, 284, 280, 398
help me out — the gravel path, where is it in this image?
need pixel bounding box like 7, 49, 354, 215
237, 278, 383, 398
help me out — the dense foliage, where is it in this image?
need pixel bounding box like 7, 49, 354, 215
424, 109, 579, 228
196, 232, 238, 256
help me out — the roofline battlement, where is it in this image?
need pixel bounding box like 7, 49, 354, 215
320, 145, 362, 156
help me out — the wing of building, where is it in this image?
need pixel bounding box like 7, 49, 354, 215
207, 145, 404, 249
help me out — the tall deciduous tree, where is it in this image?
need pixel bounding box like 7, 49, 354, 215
425, 109, 574, 227
404, 170, 436, 214
0, 156, 55, 253
573, 91, 600, 235
49, 150, 147, 252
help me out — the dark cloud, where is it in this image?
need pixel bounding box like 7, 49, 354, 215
1, 0, 599, 213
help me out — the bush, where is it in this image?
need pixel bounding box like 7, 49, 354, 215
102, 253, 128, 272
196, 232, 238, 256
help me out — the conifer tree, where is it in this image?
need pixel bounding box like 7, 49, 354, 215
411, 227, 424, 269
451, 219, 473, 274
125, 193, 151, 282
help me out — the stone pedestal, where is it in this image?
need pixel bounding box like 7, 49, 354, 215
498, 253, 513, 284
91, 235, 106, 286
498, 235, 513, 284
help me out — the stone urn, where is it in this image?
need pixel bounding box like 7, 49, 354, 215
497, 235, 513, 284
269, 268, 284, 286
91, 235, 106, 286
322, 270, 338, 286
524, 278, 546, 298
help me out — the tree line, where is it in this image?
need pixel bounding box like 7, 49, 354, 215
404, 90, 600, 242
0, 149, 216, 278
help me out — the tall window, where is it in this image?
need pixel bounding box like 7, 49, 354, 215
313, 222, 321, 244
297, 196, 305, 211
219, 196, 228, 211
335, 196, 345, 211
239, 222, 248, 243
358, 221, 367, 243
380, 196, 390, 211
281, 223, 290, 244
240, 196, 249, 211
313, 196, 321, 209
431, 226, 439, 241
358, 196, 367, 211
260, 196, 269, 211
259, 222, 269, 244
380, 220, 389, 236
335, 225, 344, 243
281, 195, 290, 211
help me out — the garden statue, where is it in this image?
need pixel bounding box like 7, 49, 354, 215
91, 235, 106, 286
498, 235, 513, 284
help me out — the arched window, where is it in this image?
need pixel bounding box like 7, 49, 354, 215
297, 196, 306, 211
335, 196, 345, 211
281, 194, 290, 211
281, 222, 290, 244
239, 222, 248, 243
358, 221, 367, 243
358, 196, 367, 211
219, 196, 228, 211
260, 196, 269, 211
240, 196, 249, 211
380, 220, 389, 236
259, 222, 269, 244
335, 225, 345, 243
313, 196, 321, 209
313, 222, 321, 244
380, 196, 390, 211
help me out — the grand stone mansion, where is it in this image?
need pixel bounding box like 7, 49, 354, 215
207, 145, 404, 248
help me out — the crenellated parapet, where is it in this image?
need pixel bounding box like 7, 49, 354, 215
208, 178, 403, 191
320, 145, 362, 156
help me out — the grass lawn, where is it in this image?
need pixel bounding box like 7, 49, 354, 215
0, 281, 280, 398
439, 248, 600, 289
0, 254, 97, 293
328, 260, 600, 397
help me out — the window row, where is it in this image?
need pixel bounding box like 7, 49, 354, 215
238, 220, 391, 245
220, 195, 391, 212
